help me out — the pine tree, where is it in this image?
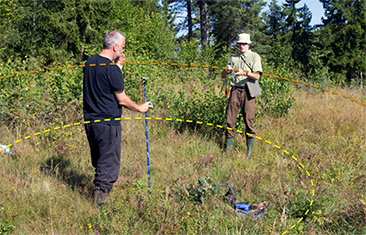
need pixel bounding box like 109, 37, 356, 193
207, 0, 267, 55
129, 0, 159, 16
187, 0, 193, 40
282, 0, 300, 34
291, 3, 312, 66
167, 0, 196, 41
198, 0, 207, 48
262, 0, 286, 62
271, 0, 313, 69
262, 0, 285, 40
319, 0, 366, 80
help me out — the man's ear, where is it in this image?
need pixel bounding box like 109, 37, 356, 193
113, 44, 118, 52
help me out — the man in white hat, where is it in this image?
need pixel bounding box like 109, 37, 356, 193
221, 33, 263, 158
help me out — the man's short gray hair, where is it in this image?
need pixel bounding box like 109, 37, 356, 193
103, 30, 125, 49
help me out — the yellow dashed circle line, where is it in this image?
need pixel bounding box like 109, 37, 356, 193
0, 116, 316, 233
1, 62, 364, 107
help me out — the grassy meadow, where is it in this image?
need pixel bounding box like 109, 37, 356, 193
0, 68, 365, 234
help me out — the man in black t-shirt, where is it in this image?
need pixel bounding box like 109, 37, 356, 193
83, 30, 151, 205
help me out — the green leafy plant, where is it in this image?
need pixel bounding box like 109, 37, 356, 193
257, 59, 295, 118
172, 178, 221, 204
0, 219, 16, 234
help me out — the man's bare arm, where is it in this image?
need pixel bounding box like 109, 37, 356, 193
114, 90, 150, 113
221, 65, 232, 78
234, 71, 260, 80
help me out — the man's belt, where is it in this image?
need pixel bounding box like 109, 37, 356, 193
233, 84, 246, 89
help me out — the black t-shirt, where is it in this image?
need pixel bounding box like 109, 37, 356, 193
83, 54, 124, 125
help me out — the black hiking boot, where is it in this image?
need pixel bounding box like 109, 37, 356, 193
94, 187, 109, 206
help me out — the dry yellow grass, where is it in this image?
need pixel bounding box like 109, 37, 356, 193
0, 86, 365, 234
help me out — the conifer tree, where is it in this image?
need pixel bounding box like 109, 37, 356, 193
187, 0, 193, 40
198, 0, 207, 48
262, 0, 286, 62
207, 0, 267, 55
129, 0, 159, 16
167, 0, 196, 41
262, 0, 285, 40
291, 3, 312, 66
271, 0, 313, 69
319, 0, 366, 80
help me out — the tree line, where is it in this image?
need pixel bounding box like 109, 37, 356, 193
0, 0, 365, 83
169, 0, 365, 82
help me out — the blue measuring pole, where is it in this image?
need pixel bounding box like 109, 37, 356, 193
142, 77, 151, 189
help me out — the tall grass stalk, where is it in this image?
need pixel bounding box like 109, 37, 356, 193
0, 85, 365, 234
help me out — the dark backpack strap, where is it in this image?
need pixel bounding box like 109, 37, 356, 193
241, 57, 253, 73
242, 56, 263, 76
220, 184, 236, 206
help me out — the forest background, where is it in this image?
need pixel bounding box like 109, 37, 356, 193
0, 0, 365, 234
0, 0, 365, 82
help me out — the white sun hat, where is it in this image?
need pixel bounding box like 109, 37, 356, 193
237, 33, 252, 44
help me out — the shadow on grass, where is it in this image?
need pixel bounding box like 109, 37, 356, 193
40, 155, 94, 197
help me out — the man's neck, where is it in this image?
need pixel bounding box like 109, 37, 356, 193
99, 50, 113, 61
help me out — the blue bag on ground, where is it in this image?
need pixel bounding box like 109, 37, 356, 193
221, 184, 269, 219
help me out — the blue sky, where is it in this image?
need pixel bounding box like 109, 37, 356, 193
174, 0, 325, 37
263, 0, 325, 26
